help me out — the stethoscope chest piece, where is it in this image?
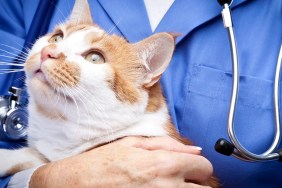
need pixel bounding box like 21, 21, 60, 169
0, 87, 28, 140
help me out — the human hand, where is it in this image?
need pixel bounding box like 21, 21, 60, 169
29, 136, 213, 188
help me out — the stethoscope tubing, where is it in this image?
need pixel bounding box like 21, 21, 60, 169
222, 3, 282, 161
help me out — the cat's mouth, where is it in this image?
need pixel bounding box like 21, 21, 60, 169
33, 68, 75, 103
35, 69, 47, 82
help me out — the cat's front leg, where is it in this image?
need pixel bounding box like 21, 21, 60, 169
0, 147, 47, 177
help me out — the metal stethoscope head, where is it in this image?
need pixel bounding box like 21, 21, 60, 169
214, 0, 282, 161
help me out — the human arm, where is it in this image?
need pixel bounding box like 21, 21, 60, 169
29, 136, 213, 188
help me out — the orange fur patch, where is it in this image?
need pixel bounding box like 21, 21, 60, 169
146, 83, 165, 112
6, 162, 34, 176
46, 60, 80, 88
112, 71, 139, 103
36, 103, 67, 120
65, 23, 94, 37
6, 149, 48, 176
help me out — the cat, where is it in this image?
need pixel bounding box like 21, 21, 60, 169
0, 0, 218, 187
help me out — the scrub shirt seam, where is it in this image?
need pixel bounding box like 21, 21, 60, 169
178, 64, 198, 133
203, 71, 226, 148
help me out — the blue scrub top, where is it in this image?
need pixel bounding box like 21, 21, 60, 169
0, 0, 282, 187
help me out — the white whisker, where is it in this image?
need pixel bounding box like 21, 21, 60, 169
0, 55, 26, 62
14, 75, 26, 83
0, 69, 25, 74
60, 84, 70, 120
52, 86, 66, 120
0, 49, 27, 59
107, 17, 123, 35
75, 84, 115, 139
0, 43, 29, 56
71, 87, 91, 121
0, 68, 24, 71
65, 85, 81, 125
0, 62, 25, 66
51, 2, 67, 21
10, 41, 31, 54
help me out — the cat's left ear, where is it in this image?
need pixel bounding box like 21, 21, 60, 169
69, 0, 93, 24
134, 33, 176, 88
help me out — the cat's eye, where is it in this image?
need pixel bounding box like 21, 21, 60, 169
49, 33, 64, 43
84, 51, 105, 64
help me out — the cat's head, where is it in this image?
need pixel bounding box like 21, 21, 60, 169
24, 0, 175, 124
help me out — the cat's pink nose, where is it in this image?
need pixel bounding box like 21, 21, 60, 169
41, 45, 60, 62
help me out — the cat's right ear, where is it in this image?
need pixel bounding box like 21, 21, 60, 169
69, 0, 93, 24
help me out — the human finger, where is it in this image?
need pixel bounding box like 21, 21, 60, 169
119, 136, 202, 154
184, 182, 212, 188
180, 154, 214, 183
147, 150, 213, 183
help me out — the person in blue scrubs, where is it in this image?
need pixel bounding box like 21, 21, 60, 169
0, 0, 281, 187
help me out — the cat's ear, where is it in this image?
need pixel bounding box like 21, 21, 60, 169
135, 33, 176, 88
69, 0, 93, 24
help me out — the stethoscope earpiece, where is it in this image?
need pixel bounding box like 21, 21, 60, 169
217, 0, 233, 6
215, 138, 235, 156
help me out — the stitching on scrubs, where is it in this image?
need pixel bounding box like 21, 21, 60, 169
177, 63, 198, 133
188, 65, 276, 110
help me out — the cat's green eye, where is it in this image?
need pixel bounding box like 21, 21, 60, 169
49, 33, 64, 43
84, 51, 105, 64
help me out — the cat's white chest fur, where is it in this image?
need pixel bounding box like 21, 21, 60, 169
27, 93, 168, 161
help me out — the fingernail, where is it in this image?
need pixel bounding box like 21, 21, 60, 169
193, 146, 202, 151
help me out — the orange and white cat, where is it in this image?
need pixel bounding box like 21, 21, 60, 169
0, 0, 218, 187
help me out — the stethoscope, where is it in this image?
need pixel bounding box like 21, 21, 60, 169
214, 0, 282, 162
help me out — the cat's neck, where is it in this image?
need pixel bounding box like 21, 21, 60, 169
27, 83, 170, 161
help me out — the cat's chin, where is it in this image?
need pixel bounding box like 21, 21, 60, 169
30, 70, 55, 96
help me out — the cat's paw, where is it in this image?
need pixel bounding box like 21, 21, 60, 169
0, 148, 47, 177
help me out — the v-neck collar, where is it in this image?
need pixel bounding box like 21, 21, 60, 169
97, 0, 248, 44
97, 0, 152, 43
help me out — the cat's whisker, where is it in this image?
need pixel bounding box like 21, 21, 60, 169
74, 85, 114, 138
0, 41, 24, 50
50, 2, 67, 22
0, 43, 30, 57
71, 87, 92, 123
107, 17, 123, 35
51, 86, 65, 121
0, 54, 26, 62
0, 69, 25, 74
8, 40, 30, 54
11, 55, 28, 63
0, 69, 24, 71
0, 62, 25, 67
44, 88, 64, 119
72, 86, 96, 113
0, 49, 28, 60
14, 75, 26, 83
64, 85, 81, 125
59, 84, 71, 121
0, 48, 28, 56
74, 82, 116, 138
66, 0, 72, 16
73, 87, 111, 141
66, 88, 87, 135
